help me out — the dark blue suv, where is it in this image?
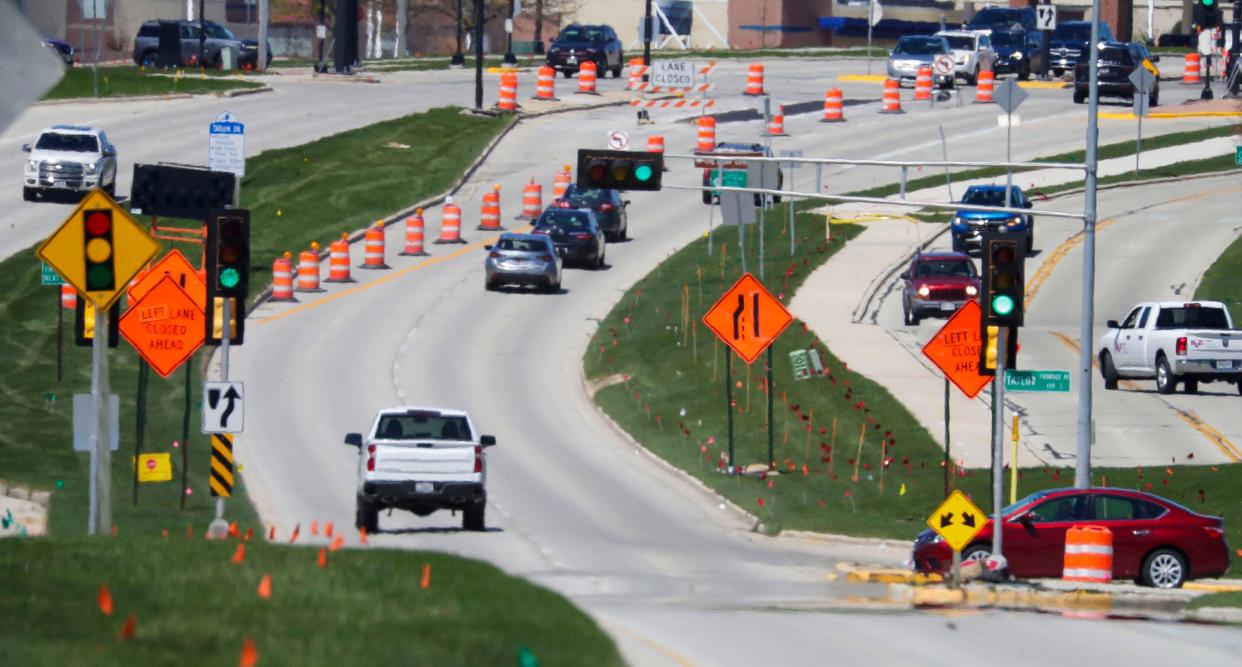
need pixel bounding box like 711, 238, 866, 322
951, 185, 1035, 255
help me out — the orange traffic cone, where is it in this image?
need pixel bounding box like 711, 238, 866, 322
478, 184, 504, 231
401, 210, 429, 256
325, 234, 354, 282
435, 198, 467, 244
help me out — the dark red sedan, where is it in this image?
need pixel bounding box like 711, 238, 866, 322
912, 487, 1230, 588
900, 251, 980, 326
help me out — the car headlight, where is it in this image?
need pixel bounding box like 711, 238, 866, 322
27, 159, 38, 170
1013, 51, 1024, 59
1006, 216, 1023, 227
85, 162, 98, 173
917, 285, 930, 298
966, 285, 978, 296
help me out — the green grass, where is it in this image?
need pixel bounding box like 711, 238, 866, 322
42, 66, 263, 100
1188, 591, 1242, 610
1193, 176, 1242, 325
0, 536, 621, 666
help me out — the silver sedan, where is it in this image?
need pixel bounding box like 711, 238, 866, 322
484, 233, 562, 293
886, 35, 955, 87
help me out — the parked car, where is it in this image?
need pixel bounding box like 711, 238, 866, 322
1098, 301, 1242, 394
966, 6, 1043, 49
935, 30, 996, 84
133, 20, 271, 69
697, 142, 783, 206
43, 38, 74, 66
1073, 41, 1159, 105
22, 125, 118, 202
546, 23, 623, 78
532, 207, 606, 269
912, 487, 1231, 588
484, 233, 562, 292
900, 251, 981, 325
347, 407, 496, 532
951, 185, 1035, 255
1050, 20, 1115, 76
990, 29, 1043, 80
887, 35, 955, 87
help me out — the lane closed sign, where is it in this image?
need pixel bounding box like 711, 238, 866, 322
651, 60, 695, 88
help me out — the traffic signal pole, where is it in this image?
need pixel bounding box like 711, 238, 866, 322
1076, 0, 1103, 490
207, 297, 231, 539
990, 327, 1008, 564
90, 308, 112, 535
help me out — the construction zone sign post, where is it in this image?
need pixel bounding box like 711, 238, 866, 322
928, 489, 988, 587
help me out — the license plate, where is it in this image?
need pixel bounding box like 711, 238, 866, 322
568, 55, 577, 64
414, 482, 434, 494
941, 303, 956, 311
1216, 360, 1232, 370
55, 180, 65, 188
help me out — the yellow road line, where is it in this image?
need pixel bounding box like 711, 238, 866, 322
837, 74, 886, 83
1023, 218, 1119, 308
1017, 81, 1069, 89
1101, 111, 1242, 120
1185, 581, 1242, 593
613, 625, 698, 667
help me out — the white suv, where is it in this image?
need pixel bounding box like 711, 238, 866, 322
935, 30, 996, 85
23, 125, 118, 202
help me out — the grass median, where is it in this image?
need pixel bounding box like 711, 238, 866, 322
42, 66, 264, 100
1187, 591, 1242, 610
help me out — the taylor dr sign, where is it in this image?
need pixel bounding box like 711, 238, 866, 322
1004, 369, 1070, 393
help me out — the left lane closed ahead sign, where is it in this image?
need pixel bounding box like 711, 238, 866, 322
119, 275, 205, 378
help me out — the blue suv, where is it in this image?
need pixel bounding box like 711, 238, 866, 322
951, 185, 1034, 255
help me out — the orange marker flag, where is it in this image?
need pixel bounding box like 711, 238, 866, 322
186, 524, 194, 539
420, 563, 432, 589
257, 574, 272, 600
329, 535, 345, 552
288, 524, 300, 544
160, 529, 169, 539
316, 548, 328, 568
325, 522, 334, 538
244, 528, 253, 541
359, 527, 368, 545
268, 525, 276, 541
228, 522, 240, 538
310, 520, 319, 536
98, 584, 114, 616
239, 638, 259, 667
231, 543, 246, 564
118, 613, 137, 640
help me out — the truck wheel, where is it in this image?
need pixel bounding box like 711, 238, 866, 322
1073, 90, 1086, 104
1156, 355, 1177, 395
1183, 379, 1199, 394
355, 501, 379, 533
1100, 352, 1119, 390
23, 187, 37, 202
463, 504, 486, 531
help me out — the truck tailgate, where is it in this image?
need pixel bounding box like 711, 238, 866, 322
1184, 331, 1242, 357
371, 441, 477, 481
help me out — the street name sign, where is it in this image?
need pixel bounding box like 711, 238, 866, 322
1004, 369, 1070, 392
128, 249, 207, 309
921, 300, 993, 398
41, 262, 64, 285
203, 381, 245, 433
208, 111, 246, 177
37, 189, 160, 310
703, 273, 793, 365
118, 276, 205, 378
928, 489, 987, 552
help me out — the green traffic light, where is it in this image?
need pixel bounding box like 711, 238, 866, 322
635, 164, 654, 182
992, 294, 1015, 316
219, 267, 240, 289
1203, 0, 1215, 6
86, 264, 114, 291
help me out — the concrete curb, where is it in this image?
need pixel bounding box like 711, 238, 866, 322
34, 93, 194, 105
221, 85, 273, 98
1185, 606, 1242, 624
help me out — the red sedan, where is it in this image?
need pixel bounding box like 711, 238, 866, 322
912, 487, 1230, 588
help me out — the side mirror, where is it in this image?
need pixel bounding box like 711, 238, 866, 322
21, 144, 32, 153
103, 146, 116, 157
1151, 55, 1160, 62
900, 270, 911, 280
484, 244, 493, 251
480, 435, 497, 447
1106, 319, 1120, 329
344, 433, 363, 447
623, 200, 631, 207
1023, 200, 1032, 209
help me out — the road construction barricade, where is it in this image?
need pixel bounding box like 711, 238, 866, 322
627, 58, 646, 90
880, 78, 904, 114
647, 134, 665, 154
915, 66, 933, 101
61, 284, 76, 309
1184, 53, 1201, 84
577, 60, 599, 95
1063, 525, 1113, 583
498, 72, 519, 112
478, 184, 504, 231
271, 254, 296, 301
744, 63, 765, 95
518, 180, 542, 220
697, 116, 717, 151
821, 88, 845, 122
767, 102, 788, 136
436, 200, 466, 244
401, 210, 429, 256
553, 165, 572, 199
975, 70, 995, 103
360, 222, 389, 269
534, 65, 558, 101
325, 234, 354, 282
295, 244, 323, 292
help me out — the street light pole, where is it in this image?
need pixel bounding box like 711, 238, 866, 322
534, 0, 545, 55
1075, 0, 1103, 489
643, 0, 653, 81
474, 0, 484, 109
452, 0, 465, 66
503, 0, 517, 65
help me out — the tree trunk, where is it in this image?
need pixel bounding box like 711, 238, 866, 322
396, 0, 409, 57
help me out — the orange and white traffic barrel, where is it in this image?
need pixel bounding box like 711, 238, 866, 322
744, 63, 765, 96
627, 58, 645, 90
647, 134, 665, 155
1183, 53, 1201, 84
271, 254, 296, 301
766, 103, 787, 136
295, 243, 323, 292
696, 116, 717, 152
553, 165, 572, 199
914, 66, 933, 101
401, 209, 429, 256
821, 88, 845, 122
478, 184, 504, 231
518, 179, 543, 220
360, 221, 389, 269
60, 284, 77, 309
325, 233, 354, 282
880, 78, 904, 114
1063, 525, 1113, 583
975, 70, 995, 103
498, 72, 519, 112
533, 65, 558, 101
577, 60, 599, 95
435, 198, 467, 244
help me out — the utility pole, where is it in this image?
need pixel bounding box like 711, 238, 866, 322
198, 0, 206, 66
452, 0, 465, 66
643, 0, 653, 81
1076, 0, 1103, 490
534, 0, 545, 54
1231, 0, 1241, 96
90, 308, 112, 535
474, 0, 484, 109
503, 0, 517, 65
257, 0, 268, 72
317, 0, 327, 70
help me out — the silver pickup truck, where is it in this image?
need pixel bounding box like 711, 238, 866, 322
1098, 301, 1242, 394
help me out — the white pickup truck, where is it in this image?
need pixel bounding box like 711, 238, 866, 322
22, 125, 118, 201
1098, 301, 1242, 394
345, 407, 496, 532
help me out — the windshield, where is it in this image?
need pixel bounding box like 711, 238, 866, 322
562, 188, 611, 208
557, 26, 604, 42
35, 133, 98, 153
894, 38, 946, 56
536, 210, 593, 230
376, 412, 473, 441
204, 22, 236, 40
962, 188, 1018, 206
915, 259, 976, 278
1154, 306, 1231, 330
943, 36, 975, 50
497, 237, 550, 252
1003, 490, 1048, 517
1054, 24, 1092, 41
991, 32, 1025, 49
969, 8, 1024, 29
1098, 47, 1133, 64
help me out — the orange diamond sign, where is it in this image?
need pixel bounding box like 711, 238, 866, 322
119, 276, 205, 378
703, 273, 793, 365
921, 299, 993, 399
128, 249, 207, 309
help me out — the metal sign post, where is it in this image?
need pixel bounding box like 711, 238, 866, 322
993, 79, 1028, 209
990, 326, 1009, 565
1036, 4, 1056, 79
91, 316, 110, 534
206, 297, 232, 539
1129, 67, 1155, 174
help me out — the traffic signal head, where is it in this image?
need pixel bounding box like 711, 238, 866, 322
977, 324, 1019, 376
207, 210, 250, 298
577, 149, 663, 191
1194, 0, 1222, 28
981, 234, 1025, 327
83, 208, 115, 291
74, 299, 119, 348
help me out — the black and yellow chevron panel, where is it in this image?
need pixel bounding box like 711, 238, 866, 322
210, 433, 234, 497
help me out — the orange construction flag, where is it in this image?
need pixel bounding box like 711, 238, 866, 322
289, 524, 300, 544
228, 522, 240, 538
325, 522, 334, 538
420, 563, 432, 589
98, 584, 114, 616
118, 613, 136, 640
316, 548, 327, 569
359, 527, 368, 545
239, 637, 259, 667
329, 535, 345, 552
244, 528, 253, 541
231, 543, 246, 564
310, 520, 319, 536
257, 574, 272, 600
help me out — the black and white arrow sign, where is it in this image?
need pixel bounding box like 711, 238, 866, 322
202, 381, 245, 434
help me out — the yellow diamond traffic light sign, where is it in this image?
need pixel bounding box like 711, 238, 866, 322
36, 189, 160, 310
927, 490, 988, 552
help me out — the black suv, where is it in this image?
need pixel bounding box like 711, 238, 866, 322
1050, 20, 1115, 76
134, 20, 270, 69
966, 7, 1043, 49
546, 24, 623, 78
556, 185, 630, 242
990, 30, 1043, 80
1073, 41, 1160, 106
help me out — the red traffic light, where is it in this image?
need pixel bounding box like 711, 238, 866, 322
85, 210, 112, 236
992, 244, 1016, 265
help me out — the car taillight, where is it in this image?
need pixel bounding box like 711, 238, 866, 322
473, 445, 483, 473
532, 228, 549, 235
1176, 337, 1187, 356
488, 251, 500, 258
366, 444, 376, 472
540, 254, 554, 262
600, 203, 614, 211
557, 199, 572, 208
1205, 526, 1225, 539
574, 233, 593, 240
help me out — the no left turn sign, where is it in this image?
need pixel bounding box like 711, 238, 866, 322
607, 130, 629, 150
933, 55, 955, 76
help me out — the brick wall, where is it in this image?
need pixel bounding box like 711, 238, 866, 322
729, 0, 833, 49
